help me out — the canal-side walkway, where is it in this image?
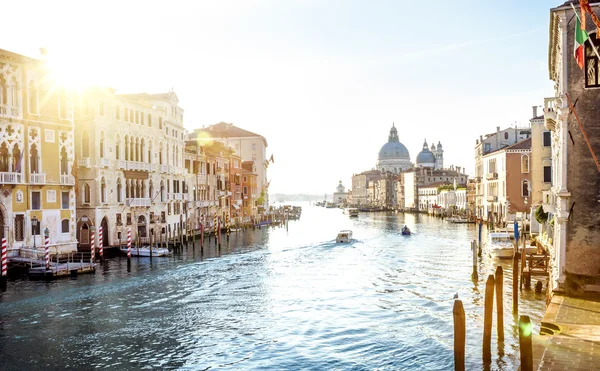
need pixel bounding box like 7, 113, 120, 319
533, 295, 600, 370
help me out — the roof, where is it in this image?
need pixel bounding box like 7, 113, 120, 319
118, 91, 179, 103
192, 122, 268, 147
505, 137, 532, 151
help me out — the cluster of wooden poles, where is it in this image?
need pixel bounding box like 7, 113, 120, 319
452, 239, 533, 371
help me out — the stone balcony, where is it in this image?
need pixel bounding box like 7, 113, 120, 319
127, 198, 151, 207
486, 195, 498, 202
0, 172, 23, 184
486, 172, 498, 180
29, 173, 46, 184
78, 157, 91, 168
544, 97, 558, 131
99, 158, 110, 168
61, 174, 75, 185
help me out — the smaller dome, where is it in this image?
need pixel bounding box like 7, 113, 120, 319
437, 141, 443, 149
416, 148, 436, 165
430, 143, 436, 151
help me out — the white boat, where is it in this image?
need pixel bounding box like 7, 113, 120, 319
336, 230, 353, 243
120, 246, 170, 257
487, 232, 516, 259
348, 208, 359, 218
447, 217, 469, 223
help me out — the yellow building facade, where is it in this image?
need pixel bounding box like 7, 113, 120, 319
0, 49, 77, 253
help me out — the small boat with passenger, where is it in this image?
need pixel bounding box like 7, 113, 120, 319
120, 245, 170, 257
401, 225, 411, 235
336, 230, 353, 243
348, 208, 359, 218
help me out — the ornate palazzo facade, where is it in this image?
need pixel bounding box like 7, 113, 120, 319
0, 49, 77, 253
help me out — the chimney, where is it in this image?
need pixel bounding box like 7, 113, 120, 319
532, 106, 538, 118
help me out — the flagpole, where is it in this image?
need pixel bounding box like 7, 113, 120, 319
572, 3, 600, 61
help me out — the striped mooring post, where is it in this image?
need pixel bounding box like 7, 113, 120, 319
214, 215, 218, 239
226, 214, 230, 234
1, 237, 8, 277
98, 226, 104, 259
44, 232, 50, 270
127, 228, 132, 259
90, 230, 95, 263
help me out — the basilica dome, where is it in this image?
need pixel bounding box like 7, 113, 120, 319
376, 124, 412, 173
416, 139, 436, 168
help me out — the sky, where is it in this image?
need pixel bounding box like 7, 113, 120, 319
2, 0, 556, 195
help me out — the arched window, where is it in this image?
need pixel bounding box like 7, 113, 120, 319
504, 132, 509, 140
521, 155, 529, 173
0, 143, 8, 172
117, 178, 122, 203
99, 132, 105, 158
116, 135, 120, 160
29, 144, 40, 174
159, 143, 163, 165
135, 138, 140, 162
522, 180, 530, 197
101, 177, 106, 203
61, 219, 69, 233
13, 146, 22, 172
129, 137, 134, 161
147, 140, 152, 164
83, 183, 91, 204
0, 74, 6, 106
160, 180, 165, 202
149, 180, 154, 201
126, 179, 130, 199
140, 139, 145, 163
124, 135, 129, 161
60, 146, 68, 175
585, 33, 600, 88
82, 130, 90, 157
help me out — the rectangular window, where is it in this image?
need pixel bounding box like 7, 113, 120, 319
99, 101, 105, 116
543, 165, 552, 183
543, 131, 551, 147
46, 190, 56, 203
243, 186, 248, 195
116, 105, 121, 120
31, 191, 41, 210
15, 215, 24, 241
148, 113, 152, 126
62, 191, 69, 209
124, 108, 129, 122
116, 213, 122, 226
61, 220, 69, 233
252, 143, 256, 151
159, 116, 163, 129
252, 154, 256, 161
127, 213, 132, 225
135, 110, 139, 124
140, 112, 144, 125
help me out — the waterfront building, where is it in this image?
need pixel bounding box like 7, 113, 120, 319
529, 106, 552, 234
376, 124, 412, 173
480, 138, 531, 224
474, 126, 531, 219
73, 88, 188, 249
437, 187, 467, 214
0, 48, 77, 252
418, 184, 439, 212
241, 161, 258, 223
373, 173, 396, 209
203, 141, 232, 222
350, 169, 381, 206
183, 139, 214, 230
332, 180, 348, 205
190, 122, 269, 209
544, 2, 600, 294
229, 153, 243, 225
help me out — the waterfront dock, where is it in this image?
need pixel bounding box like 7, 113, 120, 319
533, 295, 600, 370
8, 249, 96, 279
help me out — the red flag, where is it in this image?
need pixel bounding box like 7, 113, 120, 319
581, 0, 600, 37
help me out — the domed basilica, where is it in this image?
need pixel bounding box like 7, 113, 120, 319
376, 124, 443, 174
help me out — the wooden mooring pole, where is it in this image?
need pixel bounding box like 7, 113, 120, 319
495, 266, 504, 341
513, 251, 519, 315
453, 299, 465, 371
519, 315, 533, 371
471, 241, 478, 280
483, 274, 495, 363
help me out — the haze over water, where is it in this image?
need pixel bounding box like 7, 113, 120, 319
0, 203, 545, 370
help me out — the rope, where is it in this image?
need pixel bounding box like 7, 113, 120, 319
565, 93, 600, 174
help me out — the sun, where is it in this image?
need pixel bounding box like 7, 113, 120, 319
46, 50, 98, 90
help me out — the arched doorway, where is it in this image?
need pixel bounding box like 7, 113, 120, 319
101, 217, 109, 247
79, 222, 90, 246
137, 215, 147, 239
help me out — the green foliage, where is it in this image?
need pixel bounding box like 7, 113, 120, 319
534, 204, 549, 224
256, 190, 266, 205
436, 184, 454, 192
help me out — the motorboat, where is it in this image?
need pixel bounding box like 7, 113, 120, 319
447, 217, 469, 224
336, 230, 353, 243
120, 245, 170, 257
487, 232, 515, 259
348, 208, 359, 218
401, 226, 411, 235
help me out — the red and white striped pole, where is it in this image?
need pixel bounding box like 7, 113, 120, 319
90, 229, 95, 262
1, 238, 7, 277
44, 231, 50, 270
127, 228, 131, 259
98, 226, 103, 258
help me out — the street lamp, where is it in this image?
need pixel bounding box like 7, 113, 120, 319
31, 216, 38, 249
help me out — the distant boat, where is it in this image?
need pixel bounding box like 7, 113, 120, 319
348, 208, 359, 218
401, 226, 411, 235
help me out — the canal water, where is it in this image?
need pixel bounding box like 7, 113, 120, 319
0, 203, 546, 370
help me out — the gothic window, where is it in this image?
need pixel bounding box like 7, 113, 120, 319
99, 132, 105, 158
159, 143, 163, 165
83, 183, 91, 204
126, 179, 130, 199
13, 146, 22, 172
140, 139, 145, 162
160, 180, 165, 202
0, 74, 6, 106
30, 144, 40, 174
149, 180, 154, 201
60, 146, 68, 175
15, 214, 24, 241
130, 137, 134, 161
117, 178, 122, 203
82, 130, 90, 157
0, 143, 8, 172
148, 140, 152, 164
585, 34, 600, 88
141, 180, 146, 198
521, 155, 529, 173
